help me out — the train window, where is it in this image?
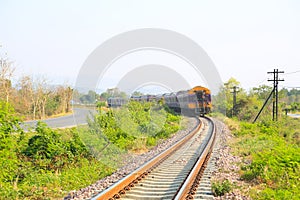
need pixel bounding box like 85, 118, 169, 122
188, 94, 196, 102
206, 94, 211, 102
195, 91, 204, 101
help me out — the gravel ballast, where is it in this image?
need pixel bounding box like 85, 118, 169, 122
210, 119, 251, 200
64, 117, 198, 200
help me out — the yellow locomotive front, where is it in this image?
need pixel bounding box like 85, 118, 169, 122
188, 86, 212, 116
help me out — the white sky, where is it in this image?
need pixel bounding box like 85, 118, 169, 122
0, 0, 299, 92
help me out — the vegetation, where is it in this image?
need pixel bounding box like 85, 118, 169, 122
0, 53, 123, 120
0, 100, 113, 199
226, 118, 300, 199
213, 78, 300, 120
0, 56, 73, 120
212, 180, 232, 196
0, 99, 181, 199
85, 101, 181, 153
213, 78, 300, 199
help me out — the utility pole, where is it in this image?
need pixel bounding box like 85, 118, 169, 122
231, 86, 239, 117
268, 69, 284, 121
253, 69, 284, 123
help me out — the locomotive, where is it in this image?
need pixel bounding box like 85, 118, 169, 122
107, 86, 212, 116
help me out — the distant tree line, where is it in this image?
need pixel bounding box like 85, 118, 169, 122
72, 88, 127, 106
0, 51, 132, 119
0, 55, 72, 120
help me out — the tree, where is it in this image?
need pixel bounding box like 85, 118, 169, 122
132, 91, 144, 96
40, 88, 51, 119
79, 90, 100, 104
17, 76, 51, 119
213, 78, 246, 117
65, 86, 73, 113
0, 101, 22, 186
55, 85, 73, 113
0, 56, 15, 103
100, 88, 127, 101
250, 85, 273, 100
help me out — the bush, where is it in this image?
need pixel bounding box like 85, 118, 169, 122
212, 180, 232, 196
87, 101, 181, 151
23, 122, 90, 171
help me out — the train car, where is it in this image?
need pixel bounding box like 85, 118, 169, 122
170, 86, 212, 116
187, 86, 211, 116
107, 97, 128, 107
108, 94, 156, 107
163, 93, 180, 112
141, 95, 156, 102
130, 96, 142, 102
106, 86, 211, 116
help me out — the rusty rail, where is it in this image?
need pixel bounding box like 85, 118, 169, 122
174, 117, 216, 199
93, 118, 202, 200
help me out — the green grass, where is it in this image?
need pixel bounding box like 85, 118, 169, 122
227, 117, 300, 199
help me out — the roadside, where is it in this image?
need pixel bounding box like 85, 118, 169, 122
22, 107, 96, 130
287, 113, 300, 118
24, 111, 73, 122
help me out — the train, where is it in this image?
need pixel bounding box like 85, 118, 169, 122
107, 86, 212, 116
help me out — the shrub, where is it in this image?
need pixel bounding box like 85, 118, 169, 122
212, 179, 232, 196
88, 101, 181, 151
23, 122, 90, 171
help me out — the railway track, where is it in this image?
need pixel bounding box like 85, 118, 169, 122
92, 117, 216, 200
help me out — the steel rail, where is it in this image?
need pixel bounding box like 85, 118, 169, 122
174, 117, 216, 199
92, 118, 201, 200
92, 117, 216, 200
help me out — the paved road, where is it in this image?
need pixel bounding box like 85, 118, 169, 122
287, 113, 300, 118
23, 108, 96, 129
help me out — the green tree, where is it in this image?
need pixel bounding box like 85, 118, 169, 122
100, 88, 128, 101
0, 101, 22, 188
80, 90, 99, 104
213, 78, 247, 117
250, 84, 273, 100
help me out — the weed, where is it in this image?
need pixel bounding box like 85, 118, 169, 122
212, 179, 232, 196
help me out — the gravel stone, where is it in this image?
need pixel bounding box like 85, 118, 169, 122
64, 117, 198, 200
211, 119, 251, 200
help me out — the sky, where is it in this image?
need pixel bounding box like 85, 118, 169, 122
0, 0, 300, 93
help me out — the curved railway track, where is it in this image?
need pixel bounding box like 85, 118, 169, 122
92, 117, 216, 200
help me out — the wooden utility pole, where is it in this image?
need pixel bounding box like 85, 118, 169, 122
253, 69, 284, 122
231, 86, 238, 116
268, 69, 284, 121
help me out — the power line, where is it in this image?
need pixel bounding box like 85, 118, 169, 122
253, 69, 299, 86
283, 70, 300, 75
256, 77, 268, 85
280, 86, 300, 89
